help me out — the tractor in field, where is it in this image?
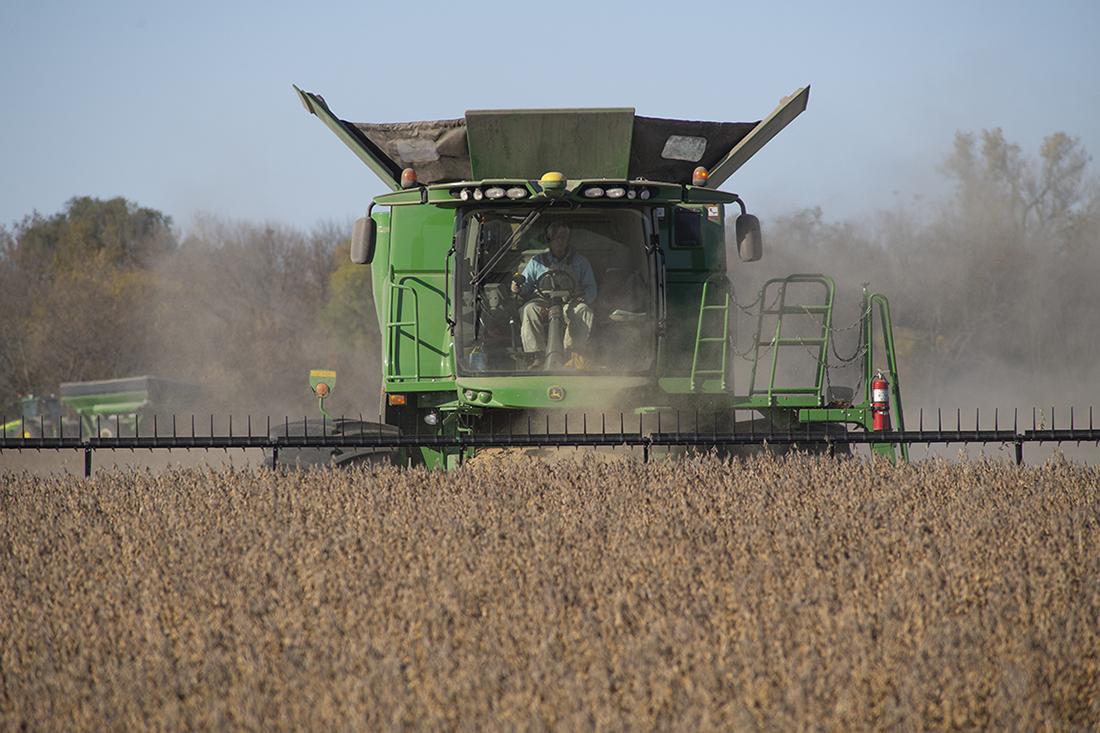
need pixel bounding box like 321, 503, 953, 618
2, 395, 64, 439
280, 86, 905, 469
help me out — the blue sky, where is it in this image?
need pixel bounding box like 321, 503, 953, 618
3, 0, 1098, 236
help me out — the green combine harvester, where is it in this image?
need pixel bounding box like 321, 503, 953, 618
281, 85, 906, 469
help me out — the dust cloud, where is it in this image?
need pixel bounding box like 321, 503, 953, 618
727, 129, 1100, 461
141, 214, 382, 426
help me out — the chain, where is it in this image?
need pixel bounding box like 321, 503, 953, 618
729, 286, 781, 316
726, 292, 872, 396
728, 286, 780, 360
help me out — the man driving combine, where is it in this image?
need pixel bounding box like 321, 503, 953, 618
511, 222, 597, 367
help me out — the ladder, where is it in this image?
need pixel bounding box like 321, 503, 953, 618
690, 275, 731, 392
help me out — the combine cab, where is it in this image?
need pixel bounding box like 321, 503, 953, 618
285, 86, 905, 468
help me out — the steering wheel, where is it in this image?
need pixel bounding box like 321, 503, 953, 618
535, 267, 580, 300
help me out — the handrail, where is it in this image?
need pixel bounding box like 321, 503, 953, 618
387, 269, 422, 380
863, 291, 908, 462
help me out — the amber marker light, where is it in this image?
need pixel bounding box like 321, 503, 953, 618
388, 394, 407, 406
692, 166, 709, 187
401, 168, 418, 189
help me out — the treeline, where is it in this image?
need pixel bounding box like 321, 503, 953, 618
733, 128, 1099, 407
0, 200, 381, 417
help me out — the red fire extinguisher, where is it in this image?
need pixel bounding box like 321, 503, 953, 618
872, 372, 891, 431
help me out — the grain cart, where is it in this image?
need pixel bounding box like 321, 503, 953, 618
280, 85, 906, 468
59, 376, 200, 437
4, 376, 200, 439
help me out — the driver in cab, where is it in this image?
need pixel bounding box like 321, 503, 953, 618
511, 221, 597, 367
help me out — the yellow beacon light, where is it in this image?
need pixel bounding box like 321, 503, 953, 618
540, 171, 566, 196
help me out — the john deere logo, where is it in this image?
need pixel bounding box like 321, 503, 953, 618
548, 386, 566, 402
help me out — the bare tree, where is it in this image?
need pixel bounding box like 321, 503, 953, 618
0, 198, 174, 406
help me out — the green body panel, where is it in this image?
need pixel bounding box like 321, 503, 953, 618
657, 204, 728, 386
466, 108, 636, 180
382, 206, 455, 384
456, 375, 651, 411
388, 204, 455, 272
799, 407, 872, 424
62, 392, 149, 415
658, 378, 728, 395
370, 209, 391, 317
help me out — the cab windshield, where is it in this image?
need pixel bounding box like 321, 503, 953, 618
456, 206, 656, 375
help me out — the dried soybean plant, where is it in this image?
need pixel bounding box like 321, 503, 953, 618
1, 454, 1097, 731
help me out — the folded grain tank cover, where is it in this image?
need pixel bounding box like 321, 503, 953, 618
348, 117, 472, 186
628, 115, 757, 186
294, 85, 808, 190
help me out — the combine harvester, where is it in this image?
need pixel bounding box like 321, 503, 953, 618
275, 86, 908, 469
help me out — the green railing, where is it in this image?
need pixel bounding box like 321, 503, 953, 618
690, 275, 732, 392
386, 271, 423, 381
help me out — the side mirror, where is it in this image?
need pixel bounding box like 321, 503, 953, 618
736, 213, 762, 262
350, 216, 377, 264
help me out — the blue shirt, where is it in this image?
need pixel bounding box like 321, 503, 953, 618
519, 250, 598, 302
